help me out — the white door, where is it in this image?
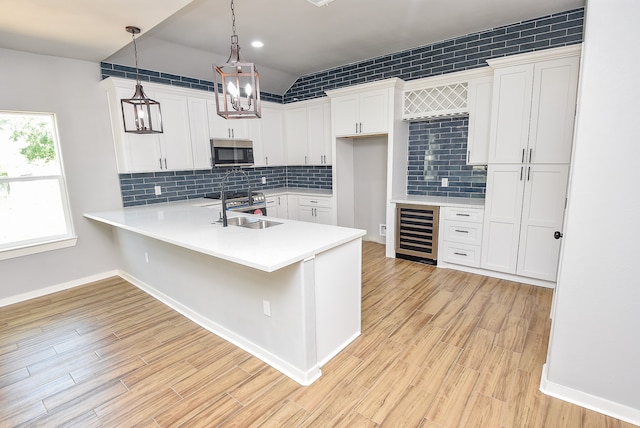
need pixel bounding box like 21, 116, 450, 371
528, 57, 580, 164
187, 97, 212, 169
516, 164, 569, 280
488, 64, 534, 164
155, 92, 193, 171
481, 164, 526, 273
332, 94, 359, 137
284, 107, 308, 165
358, 89, 388, 135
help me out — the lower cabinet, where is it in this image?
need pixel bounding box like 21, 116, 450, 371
266, 194, 288, 219
440, 207, 484, 268
481, 164, 569, 281
287, 194, 334, 225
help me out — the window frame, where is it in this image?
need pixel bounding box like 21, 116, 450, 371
0, 110, 77, 260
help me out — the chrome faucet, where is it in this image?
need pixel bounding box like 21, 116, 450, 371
220, 169, 252, 227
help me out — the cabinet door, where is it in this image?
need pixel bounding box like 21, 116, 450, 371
287, 194, 299, 220
187, 97, 213, 169
359, 89, 388, 135
155, 92, 194, 170
315, 207, 333, 225
298, 206, 316, 223
260, 106, 285, 166
488, 64, 534, 164
516, 165, 569, 280
481, 164, 526, 274
307, 103, 330, 165
467, 76, 493, 165
332, 94, 360, 137
284, 107, 308, 165
274, 195, 288, 218
207, 99, 249, 139
528, 57, 579, 164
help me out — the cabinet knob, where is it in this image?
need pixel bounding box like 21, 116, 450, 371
554, 231, 563, 239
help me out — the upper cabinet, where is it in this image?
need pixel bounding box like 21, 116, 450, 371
487, 46, 581, 164
252, 103, 285, 167
466, 75, 494, 165
332, 89, 388, 137
207, 99, 250, 140
102, 78, 199, 173
284, 98, 331, 165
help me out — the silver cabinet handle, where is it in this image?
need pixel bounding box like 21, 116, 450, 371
529, 148, 533, 163
265, 156, 268, 165
527, 166, 531, 181
355, 123, 358, 134
305, 155, 308, 164
456, 213, 470, 217
454, 229, 469, 233
159, 158, 163, 169
164, 158, 167, 169
521, 148, 525, 163
453, 252, 468, 257
520, 166, 524, 181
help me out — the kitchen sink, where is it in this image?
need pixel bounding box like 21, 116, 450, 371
226, 216, 282, 229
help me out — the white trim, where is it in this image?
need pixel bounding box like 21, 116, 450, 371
540, 364, 640, 426
119, 270, 323, 386
325, 77, 404, 98
0, 236, 78, 261
402, 66, 494, 91
0, 270, 119, 307
487, 44, 582, 68
437, 260, 556, 288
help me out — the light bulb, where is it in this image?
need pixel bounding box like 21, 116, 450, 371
245, 83, 252, 97
227, 81, 238, 97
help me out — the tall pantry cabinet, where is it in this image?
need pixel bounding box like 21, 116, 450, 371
481, 46, 581, 282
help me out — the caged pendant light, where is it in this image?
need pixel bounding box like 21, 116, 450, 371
120, 26, 163, 134
213, 0, 261, 119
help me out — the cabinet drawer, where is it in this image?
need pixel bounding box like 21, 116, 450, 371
441, 242, 481, 267
442, 220, 483, 245
297, 195, 332, 208
443, 207, 484, 223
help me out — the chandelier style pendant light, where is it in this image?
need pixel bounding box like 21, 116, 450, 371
213, 0, 262, 119
120, 26, 163, 134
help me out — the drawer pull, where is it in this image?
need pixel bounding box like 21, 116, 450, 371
454, 229, 469, 233
453, 252, 468, 257
456, 213, 470, 217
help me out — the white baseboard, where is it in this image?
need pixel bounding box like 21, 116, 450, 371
118, 270, 323, 386
540, 364, 640, 426
437, 261, 556, 288
0, 270, 120, 307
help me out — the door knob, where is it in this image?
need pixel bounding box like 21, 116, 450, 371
554, 231, 563, 239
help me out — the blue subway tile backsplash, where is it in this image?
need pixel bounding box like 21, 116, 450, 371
283, 8, 583, 103
119, 166, 332, 207
407, 118, 487, 199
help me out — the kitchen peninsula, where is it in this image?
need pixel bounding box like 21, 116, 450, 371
85, 200, 365, 385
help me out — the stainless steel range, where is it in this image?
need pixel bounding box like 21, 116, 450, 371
205, 191, 267, 216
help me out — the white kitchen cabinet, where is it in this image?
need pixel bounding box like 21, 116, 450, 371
284, 100, 331, 165
187, 97, 213, 169
487, 55, 580, 164
332, 88, 388, 137
287, 194, 334, 225
266, 194, 288, 218
207, 99, 250, 140
286, 194, 299, 221
440, 207, 484, 268
250, 103, 285, 167
466, 76, 493, 165
481, 164, 569, 281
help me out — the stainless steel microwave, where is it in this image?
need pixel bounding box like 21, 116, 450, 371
210, 139, 254, 166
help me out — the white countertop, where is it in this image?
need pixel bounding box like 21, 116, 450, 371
85, 199, 364, 273
391, 194, 485, 208
262, 187, 332, 197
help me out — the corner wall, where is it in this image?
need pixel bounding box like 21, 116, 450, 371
0, 48, 121, 304
543, 1, 640, 424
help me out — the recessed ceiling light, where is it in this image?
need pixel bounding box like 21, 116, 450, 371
307, 0, 335, 6
251, 41, 264, 48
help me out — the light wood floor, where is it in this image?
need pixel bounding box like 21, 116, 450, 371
1, 242, 636, 427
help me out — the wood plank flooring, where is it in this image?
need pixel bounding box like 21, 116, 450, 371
0, 241, 636, 427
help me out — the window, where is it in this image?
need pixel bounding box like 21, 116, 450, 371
0, 111, 76, 260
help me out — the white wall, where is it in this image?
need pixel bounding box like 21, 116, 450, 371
0, 48, 121, 304
543, 0, 640, 424
353, 137, 387, 243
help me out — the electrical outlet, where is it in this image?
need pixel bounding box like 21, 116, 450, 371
154, 185, 162, 196
261, 177, 267, 184
379, 224, 387, 236
263, 300, 271, 317
441, 177, 449, 187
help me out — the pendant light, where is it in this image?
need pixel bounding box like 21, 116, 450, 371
213, 0, 262, 119
120, 26, 163, 134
